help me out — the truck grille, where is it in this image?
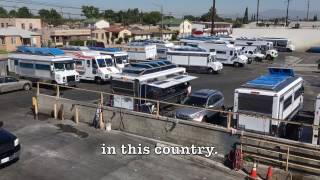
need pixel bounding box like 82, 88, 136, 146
67, 76, 75, 82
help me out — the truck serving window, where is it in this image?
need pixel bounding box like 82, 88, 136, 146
112, 80, 134, 95
238, 93, 273, 115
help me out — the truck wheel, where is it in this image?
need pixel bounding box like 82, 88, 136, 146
248, 58, 253, 64
23, 83, 31, 91
234, 62, 241, 67
266, 55, 272, 61
207, 68, 214, 74
95, 77, 102, 84
202, 116, 209, 123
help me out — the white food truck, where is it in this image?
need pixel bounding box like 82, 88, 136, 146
111, 60, 197, 112
88, 47, 129, 71
123, 42, 157, 61
197, 41, 248, 67
68, 50, 120, 83
8, 47, 79, 86
234, 68, 304, 136
166, 46, 223, 74
262, 37, 295, 52
233, 38, 278, 60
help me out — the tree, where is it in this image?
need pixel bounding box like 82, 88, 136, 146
314, 15, 318, 21
39, 9, 63, 26
184, 15, 197, 21
8, 10, 17, 17
82, 6, 100, 19
0, 7, 8, 18
243, 7, 249, 24
200, 7, 223, 22
143, 11, 161, 25
103, 9, 115, 21
17, 7, 33, 18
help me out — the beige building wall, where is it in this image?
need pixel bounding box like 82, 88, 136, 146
0, 35, 41, 52
0, 18, 42, 30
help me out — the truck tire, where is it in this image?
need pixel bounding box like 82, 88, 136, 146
234, 62, 241, 67
207, 68, 214, 74
95, 77, 102, 84
23, 83, 31, 91
266, 55, 272, 61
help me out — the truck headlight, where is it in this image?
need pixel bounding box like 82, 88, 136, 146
192, 113, 203, 122
14, 138, 19, 146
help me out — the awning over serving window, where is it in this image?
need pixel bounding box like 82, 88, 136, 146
148, 75, 197, 89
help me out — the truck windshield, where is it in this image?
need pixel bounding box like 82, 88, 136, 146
54, 62, 74, 71
115, 56, 128, 64
105, 58, 114, 67
183, 96, 207, 108
97, 59, 107, 68
238, 93, 273, 115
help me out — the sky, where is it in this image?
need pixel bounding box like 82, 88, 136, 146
1, 0, 319, 18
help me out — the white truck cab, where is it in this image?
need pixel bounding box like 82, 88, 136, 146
242, 46, 265, 63
71, 51, 120, 83
8, 47, 79, 86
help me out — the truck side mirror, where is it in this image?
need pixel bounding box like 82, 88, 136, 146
0, 121, 3, 127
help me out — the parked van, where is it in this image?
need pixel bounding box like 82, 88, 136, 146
234, 68, 304, 136
70, 50, 120, 84
8, 47, 79, 86
123, 42, 157, 61
166, 46, 223, 74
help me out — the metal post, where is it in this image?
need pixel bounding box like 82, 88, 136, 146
161, 5, 163, 41
227, 112, 232, 129
286, 147, 290, 171
286, 0, 291, 27
307, 0, 310, 21
156, 101, 160, 118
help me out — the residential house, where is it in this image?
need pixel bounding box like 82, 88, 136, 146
160, 19, 192, 38
129, 27, 152, 40
46, 28, 91, 47
94, 19, 110, 29
192, 21, 233, 35
0, 18, 42, 31
147, 29, 175, 41
105, 26, 132, 44
0, 27, 41, 52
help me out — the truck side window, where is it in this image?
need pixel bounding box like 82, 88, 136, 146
92, 59, 97, 68
230, 51, 233, 56
283, 96, 292, 110
86, 60, 90, 67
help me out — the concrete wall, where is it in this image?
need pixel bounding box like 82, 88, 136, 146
232, 28, 320, 51
37, 94, 320, 173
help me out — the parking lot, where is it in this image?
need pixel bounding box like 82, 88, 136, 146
0, 52, 319, 179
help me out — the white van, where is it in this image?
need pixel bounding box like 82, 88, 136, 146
70, 51, 120, 84
166, 46, 223, 74
313, 94, 320, 145
234, 68, 304, 136
8, 47, 79, 86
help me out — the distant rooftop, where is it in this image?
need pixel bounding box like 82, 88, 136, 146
0, 27, 40, 38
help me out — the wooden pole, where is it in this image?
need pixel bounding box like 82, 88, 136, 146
36, 82, 40, 95
156, 101, 160, 118
56, 85, 60, 98
286, 147, 290, 171
54, 103, 57, 119
99, 93, 104, 130
227, 112, 232, 129
75, 106, 79, 124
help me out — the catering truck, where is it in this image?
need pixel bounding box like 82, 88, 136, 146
233, 38, 278, 60
110, 60, 197, 112
123, 42, 157, 61
66, 50, 120, 83
262, 37, 295, 52
198, 41, 248, 67
88, 47, 129, 71
8, 47, 79, 86
166, 46, 223, 74
313, 94, 320, 145
234, 67, 304, 136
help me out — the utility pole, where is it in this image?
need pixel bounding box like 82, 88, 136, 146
307, 0, 310, 21
161, 5, 163, 41
256, 0, 260, 24
286, 0, 291, 27
211, 0, 216, 36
